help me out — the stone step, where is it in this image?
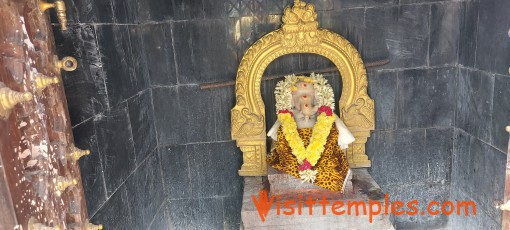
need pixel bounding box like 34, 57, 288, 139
267, 167, 355, 200
241, 177, 395, 230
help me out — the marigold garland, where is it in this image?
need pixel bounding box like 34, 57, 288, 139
275, 73, 336, 183
278, 111, 335, 166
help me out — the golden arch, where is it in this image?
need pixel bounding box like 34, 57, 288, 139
231, 0, 375, 176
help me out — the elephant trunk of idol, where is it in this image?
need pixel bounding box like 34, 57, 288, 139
299, 97, 318, 122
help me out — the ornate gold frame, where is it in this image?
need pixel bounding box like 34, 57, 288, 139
231, 0, 375, 176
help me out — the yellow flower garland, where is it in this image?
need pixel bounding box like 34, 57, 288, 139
278, 112, 335, 166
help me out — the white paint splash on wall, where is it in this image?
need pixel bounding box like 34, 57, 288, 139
19, 17, 34, 50
26, 160, 38, 167
31, 140, 48, 159
19, 149, 31, 159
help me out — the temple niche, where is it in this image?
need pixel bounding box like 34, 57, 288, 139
6, 0, 507, 229
231, 1, 393, 228
231, 0, 375, 176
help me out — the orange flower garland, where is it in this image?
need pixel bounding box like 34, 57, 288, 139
278, 107, 335, 167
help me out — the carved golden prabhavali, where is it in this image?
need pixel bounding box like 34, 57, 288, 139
231, 0, 375, 176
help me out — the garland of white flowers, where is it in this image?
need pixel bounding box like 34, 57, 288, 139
274, 73, 336, 183
275, 73, 335, 112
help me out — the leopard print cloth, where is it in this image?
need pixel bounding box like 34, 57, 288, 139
267, 124, 350, 192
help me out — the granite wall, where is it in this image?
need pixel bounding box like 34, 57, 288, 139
449, 0, 510, 229
50, 0, 509, 229
52, 16, 164, 230
52, 0, 243, 229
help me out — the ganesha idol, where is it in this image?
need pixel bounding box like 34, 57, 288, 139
267, 73, 355, 192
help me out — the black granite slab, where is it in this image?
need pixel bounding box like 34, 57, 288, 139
148, 201, 170, 229
365, 5, 430, 70
384, 183, 450, 229
72, 119, 107, 216
158, 145, 191, 199
368, 70, 397, 130
95, 24, 149, 107
152, 85, 235, 146
159, 142, 243, 199
397, 67, 456, 129
167, 198, 224, 230
367, 128, 453, 187
491, 75, 510, 152
94, 103, 137, 196
429, 2, 461, 66
319, 8, 365, 57
141, 23, 178, 87
73, 0, 116, 23
53, 24, 109, 125
449, 189, 501, 230
111, 0, 139, 23
458, 1, 479, 68
456, 68, 494, 143
127, 90, 157, 164
91, 185, 134, 229
451, 131, 505, 225
173, 19, 237, 84
475, 0, 510, 75
125, 151, 165, 229
334, 0, 396, 9
222, 196, 243, 230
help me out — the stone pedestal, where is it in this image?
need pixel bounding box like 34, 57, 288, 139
267, 167, 355, 200
241, 168, 395, 230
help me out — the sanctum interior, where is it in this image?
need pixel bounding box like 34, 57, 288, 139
0, 0, 509, 230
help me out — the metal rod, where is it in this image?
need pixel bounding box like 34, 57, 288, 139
199, 67, 337, 89
199, 59, 389, 90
